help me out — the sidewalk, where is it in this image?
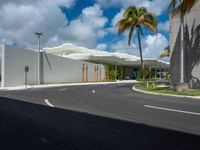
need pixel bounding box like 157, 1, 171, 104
0, 80, 139, 91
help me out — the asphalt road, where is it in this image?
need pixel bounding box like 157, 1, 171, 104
0, 83, 200, 150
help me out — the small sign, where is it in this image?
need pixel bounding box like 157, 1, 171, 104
25, 66, 29, 72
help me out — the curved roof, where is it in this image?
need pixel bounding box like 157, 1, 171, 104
44, 43, 170, 68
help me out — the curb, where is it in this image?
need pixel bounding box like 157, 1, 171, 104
132, 86, 200, 100
0, 81, 138, 91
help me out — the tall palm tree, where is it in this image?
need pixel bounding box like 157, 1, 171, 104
168, 0, 197, 84
117, 6, 157, 79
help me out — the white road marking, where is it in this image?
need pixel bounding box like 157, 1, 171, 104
44, 99, 55, 107
59, 88, 68, 91
92, 90, 95, 93
144, 105, 200, 116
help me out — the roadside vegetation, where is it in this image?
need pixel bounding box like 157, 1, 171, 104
104, 64, 125, 81
136, 68, 170, 81
136, 85, 200, 96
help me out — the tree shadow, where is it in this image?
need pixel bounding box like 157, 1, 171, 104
171, 18, 200, 89
185, 20, 200, 89
170, 26, 181, 88
0, 96, 199, 150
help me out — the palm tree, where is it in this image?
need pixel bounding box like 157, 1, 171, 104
168, 0, 197, 83
117, 6, 157, 79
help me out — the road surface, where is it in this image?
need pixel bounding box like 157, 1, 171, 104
0, 83, 200, 149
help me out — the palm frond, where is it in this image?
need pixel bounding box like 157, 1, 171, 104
123, 5, 137, 18
138, 7, 148, 16
117, 18, 133, 34
138, 15, 145, 25
160, 45, 170, 58
143, 22, 157, 32
143, 13, 157, 32
160, 50, 171, 58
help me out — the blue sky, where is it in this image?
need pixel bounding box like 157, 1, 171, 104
0, 0, 171, 60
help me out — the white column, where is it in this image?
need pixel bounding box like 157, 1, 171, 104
180, 1, 184, 83
37, 37, 41, 85
1, 45, 5, 87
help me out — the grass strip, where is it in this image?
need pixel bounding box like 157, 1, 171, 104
136, 86, 200, 96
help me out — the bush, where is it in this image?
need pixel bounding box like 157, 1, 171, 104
104, 64, 125, 81
136, 68, 155, 81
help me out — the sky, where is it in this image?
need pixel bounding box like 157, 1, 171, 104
0, 0, 171, 61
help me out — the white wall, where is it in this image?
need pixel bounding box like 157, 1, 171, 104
1, 45, 38, 87
170, 0, 200, 89
1, 45, 105, 87
43, 52, 105, 84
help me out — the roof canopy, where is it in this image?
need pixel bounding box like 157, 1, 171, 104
44, 43, 170, 68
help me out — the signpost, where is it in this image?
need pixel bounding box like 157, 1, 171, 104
25, 66, 29, 88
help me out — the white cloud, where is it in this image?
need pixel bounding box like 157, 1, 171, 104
111, 33, 168, 59
112, 9, 124, 27
107, 9, 125, 33
158, 21, 169, 32
0, 2, 108, 50
0, 0, 75, 49
143, 33, 168, 58
63, 4, 108, 48
96, 43, 108, 50
96, 0, 171, 16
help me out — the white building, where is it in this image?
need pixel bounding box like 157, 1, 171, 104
44, 43, 170, 80
0, 43, 169, 87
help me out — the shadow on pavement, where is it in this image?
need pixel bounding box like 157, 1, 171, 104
0, 96, 199, 150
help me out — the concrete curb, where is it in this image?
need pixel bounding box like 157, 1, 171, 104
132, 86, 200, 100
0, 81, 138, 91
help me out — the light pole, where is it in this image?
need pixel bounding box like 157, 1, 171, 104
180, 2, 184, 84
35, 32, 43, 85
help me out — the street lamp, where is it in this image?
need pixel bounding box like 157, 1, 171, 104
35, 32, 43, 85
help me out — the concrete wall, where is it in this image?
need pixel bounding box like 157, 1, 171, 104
170, 0, 200, 89
1, 45, 105, 87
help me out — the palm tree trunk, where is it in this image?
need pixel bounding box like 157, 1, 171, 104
137, 27, 145, 80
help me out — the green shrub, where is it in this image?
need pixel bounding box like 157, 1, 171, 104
136, 68, 155, 81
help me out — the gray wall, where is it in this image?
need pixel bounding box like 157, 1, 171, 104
1, 45, 105, 87
170, 0, 200, 89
